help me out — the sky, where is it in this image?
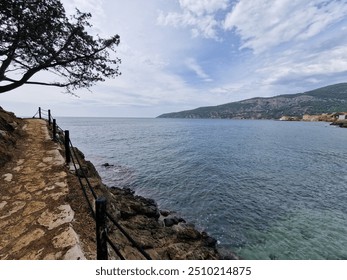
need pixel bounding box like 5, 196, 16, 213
1, 0, 347, 117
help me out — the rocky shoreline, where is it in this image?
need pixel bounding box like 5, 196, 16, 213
0, 106, 238, 260
330, 119, 347, 128
70, 147, 239, 259
280, 112, 347, 128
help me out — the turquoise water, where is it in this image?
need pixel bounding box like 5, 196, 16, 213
57, 118, 347, 259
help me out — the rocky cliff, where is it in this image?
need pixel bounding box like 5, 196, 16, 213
0, 107, 25, 167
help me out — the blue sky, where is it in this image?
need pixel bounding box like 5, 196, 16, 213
1, 0, 347, 117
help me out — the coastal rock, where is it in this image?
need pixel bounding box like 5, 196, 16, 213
96, 183, 224, 259
164, 217, 179, 227
0, 130, 8, 138
163, 214, 186, 227
84, 160, 101, 179
303, 113, 337, 122
134, 196, 160, 219
72, 147, 85, 159
202, 232, 218, 247
71, 155, 101, 179
173, 223, 201, 240
165, 242, 219, 260
0, 107, 24, 167
331, 119, 347, 128
75, 166, 89, 178
159, 209, 171, 217
102, 163, 114, 167
123, 187, 135, 195
217, 247, 240, 260
108, 187, 160, 220
279, 116, 301, 121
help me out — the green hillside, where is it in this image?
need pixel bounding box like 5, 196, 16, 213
157, 83, 347, 119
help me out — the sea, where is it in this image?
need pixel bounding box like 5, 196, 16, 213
56, 117, 347, 260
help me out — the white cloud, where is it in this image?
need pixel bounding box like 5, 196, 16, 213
224, 0, 347, 53
209, 85, 243, 94
62, 0, 106, 34
179, 0, 229, 16
157, 11, 219, 39
185, 58, 212, 82
260, 45, 347, 85
158, 0, 229, 39
63, 0, 103, 14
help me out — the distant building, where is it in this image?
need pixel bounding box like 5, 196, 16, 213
338, 114, 347, 120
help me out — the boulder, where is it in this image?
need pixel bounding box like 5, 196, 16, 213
164, 216, 179, 227
201, 231, 217, 247
102, 162, 114, 167
159, 209, 171, 217
173, 223, 201, 240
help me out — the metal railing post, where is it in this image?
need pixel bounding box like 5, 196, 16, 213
53, 119, 57, 142
96, 197, 108, 260
48, 109, 51, 126
64, 130, 71, 164
38, 107, 42, 119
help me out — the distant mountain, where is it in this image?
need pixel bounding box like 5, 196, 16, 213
157, 83, 347, 119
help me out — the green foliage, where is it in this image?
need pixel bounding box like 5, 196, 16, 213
0, 0, 121, 94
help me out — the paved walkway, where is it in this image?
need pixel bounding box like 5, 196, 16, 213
0, 119, 85, 259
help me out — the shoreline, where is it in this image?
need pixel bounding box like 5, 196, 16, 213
69, 146, 239, 259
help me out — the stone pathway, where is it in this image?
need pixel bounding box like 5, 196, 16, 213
0, 119, 85, 259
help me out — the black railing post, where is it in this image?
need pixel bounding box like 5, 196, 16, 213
96, 197, 108, 260
53, 119, 57, 142
38, 107, 42, 119
48, 110, 51, 126
64, 130, 71, 164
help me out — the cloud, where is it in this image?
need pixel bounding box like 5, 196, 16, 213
157, 0, 229, 39
259, 45, 347, 86
209, 85, 243, 94
179, 0, 229, 16
62, 0, 105, 33
223, 0, 347, 53
157, 11, 218, 39
185, 58, 212, 82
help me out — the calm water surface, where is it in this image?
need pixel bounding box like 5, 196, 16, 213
57, 118, 347, 259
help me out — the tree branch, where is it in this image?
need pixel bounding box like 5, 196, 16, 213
0, 1, 121, 94
0, 37, 20, 79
